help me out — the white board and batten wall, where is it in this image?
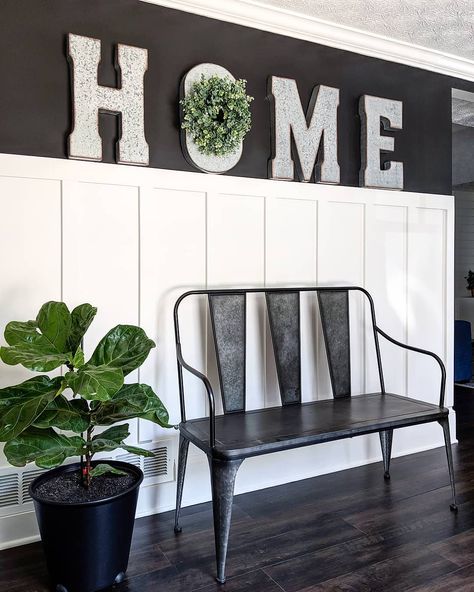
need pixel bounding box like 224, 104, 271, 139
0, 153, 453, 548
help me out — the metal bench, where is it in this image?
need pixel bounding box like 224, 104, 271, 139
173, 287, 457, 584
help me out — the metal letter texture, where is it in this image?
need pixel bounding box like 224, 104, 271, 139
359, 95, 403, 190
68, 33, 149, 166
269, 76, 340, 184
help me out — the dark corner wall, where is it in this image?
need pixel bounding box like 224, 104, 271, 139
0, 0, 472, 194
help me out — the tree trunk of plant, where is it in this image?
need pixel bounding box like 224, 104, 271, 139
84, 426, 93, 488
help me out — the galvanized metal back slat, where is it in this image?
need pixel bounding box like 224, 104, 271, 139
209, 293, 246, 413
266, 291, 302, 405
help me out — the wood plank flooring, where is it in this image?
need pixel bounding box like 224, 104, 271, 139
3, 440, 474, 592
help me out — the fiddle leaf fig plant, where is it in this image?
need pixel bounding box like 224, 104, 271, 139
0, 302, 171, 486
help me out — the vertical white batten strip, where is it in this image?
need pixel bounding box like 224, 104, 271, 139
362, 202, 367, 394
204, 190, 209, 417
314, 199, 319, 402
137, 184, 143, 441
403, 204, 409, 397
263, 194, 267, 408
60, 180, 64, 304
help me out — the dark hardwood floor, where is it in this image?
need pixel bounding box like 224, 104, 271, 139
3, 440, 474, 592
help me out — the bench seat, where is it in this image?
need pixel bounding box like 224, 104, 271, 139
173, 287, 457, 584
181, 392, 448, 460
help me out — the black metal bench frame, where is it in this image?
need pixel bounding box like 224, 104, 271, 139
173, 286, 457, 584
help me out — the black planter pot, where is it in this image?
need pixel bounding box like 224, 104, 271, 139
30, 460, 144, 592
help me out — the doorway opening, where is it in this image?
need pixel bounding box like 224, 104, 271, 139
453, 88, 474, 440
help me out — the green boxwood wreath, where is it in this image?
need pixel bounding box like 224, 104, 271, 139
180, 75, 253, 157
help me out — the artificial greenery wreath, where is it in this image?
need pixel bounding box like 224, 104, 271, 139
181, 75, 253, 157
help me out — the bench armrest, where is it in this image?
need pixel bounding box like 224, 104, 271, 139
176, 344, 216, 447
376, 327, 447, 408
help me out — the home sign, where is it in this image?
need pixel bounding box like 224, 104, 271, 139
68, 33, 404, 190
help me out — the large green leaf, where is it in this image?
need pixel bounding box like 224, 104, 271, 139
93, 383, 171, 428
90, 424, 130, 453
4, 428, 85, 468
33, 395, 90, 433
67, 304, 97, 354
4, 319, 40, 346
1, 320, 69, 372
90, 425, 153, 457
0, 376, 63, 441
90, 463, 127, 478
36, 302, 71, 353
0, 302, 99, 372
121, 444, 155, 458
0, 345, 68, 373
65, 365, 123, 401
69, 346, 85, 369
89, 325, 155, 376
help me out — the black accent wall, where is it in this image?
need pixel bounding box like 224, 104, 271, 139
0, 0, 471, 194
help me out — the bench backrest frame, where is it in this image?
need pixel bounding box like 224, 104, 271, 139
174, 287, 386, 420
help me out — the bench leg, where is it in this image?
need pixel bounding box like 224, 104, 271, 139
379, 429, 393, 480
174, 434, 190, 534
438, 418, 458, 512
209, 457, 243, 584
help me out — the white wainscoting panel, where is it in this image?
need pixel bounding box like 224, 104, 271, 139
407, 207, 448, 405
207, 192, 266, 413
0, 154, 454, 549
265, 197, 317, 406
365, 204, 408, 395
62, 181, 140, 442
318, 199, 366, 399
139, 187, 207, 440
0, 177, 62, 468
0, 177, 62, 388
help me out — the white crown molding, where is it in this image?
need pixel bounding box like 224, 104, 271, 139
140, 0, 474, 83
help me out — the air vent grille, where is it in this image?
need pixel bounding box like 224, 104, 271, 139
22, 469, 46, 504
0, 473, 19, 508
116, 453, 141, 468
143, 446, 168, 479
0, 438, 173, 514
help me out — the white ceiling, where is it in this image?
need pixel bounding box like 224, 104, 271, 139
255, 0, 474, 61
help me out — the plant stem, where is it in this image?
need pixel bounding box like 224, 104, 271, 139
85, 425, 93, 488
